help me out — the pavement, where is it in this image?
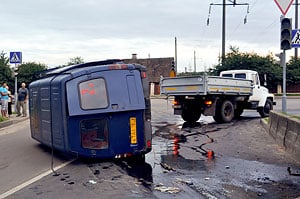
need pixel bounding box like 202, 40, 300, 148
0, 114, 29, 129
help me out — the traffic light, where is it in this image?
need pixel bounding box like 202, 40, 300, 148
169, 61, 176, 77
280, 18, 292, 50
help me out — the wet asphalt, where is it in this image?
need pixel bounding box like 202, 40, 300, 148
5, 98, 300, 199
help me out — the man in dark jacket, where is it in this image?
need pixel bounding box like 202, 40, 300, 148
16, 82, 29, 117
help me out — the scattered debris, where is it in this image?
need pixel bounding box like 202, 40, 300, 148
154, 184, 180, 194
88, 180, 97, 184
225, 166, 230, 169
287, 167, 300, 176
176, 178, 193, 185
160, 163, 176, 171
204, 177, 210, 181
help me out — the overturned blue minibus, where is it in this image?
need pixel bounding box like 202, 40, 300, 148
29, 60, 152, 160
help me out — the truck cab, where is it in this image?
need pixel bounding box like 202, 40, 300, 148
220, 70, 276, 117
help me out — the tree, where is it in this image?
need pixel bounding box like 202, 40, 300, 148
17, 62, 48, 86
210, 46, 282, 92
0, 51, 13, 86
286, 57, 300, 84
67, 57, 84, 66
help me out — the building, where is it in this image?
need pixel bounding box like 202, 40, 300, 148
123, 54, 174, 95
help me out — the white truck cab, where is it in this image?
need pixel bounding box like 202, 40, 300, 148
220, 70, 276, 117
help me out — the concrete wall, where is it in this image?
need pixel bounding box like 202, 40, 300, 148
268, 111, 300, 159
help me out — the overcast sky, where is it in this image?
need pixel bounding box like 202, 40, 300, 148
0, 0, 297, 72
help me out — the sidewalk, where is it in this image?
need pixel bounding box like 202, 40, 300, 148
0, 114, 29, 129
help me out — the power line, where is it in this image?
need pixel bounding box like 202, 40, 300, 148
207, 0, 250, 64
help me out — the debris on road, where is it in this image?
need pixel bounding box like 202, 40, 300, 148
154, 183, 180, 194
88, 180, 97, 184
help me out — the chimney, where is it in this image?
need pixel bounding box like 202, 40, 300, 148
132, 53, 137, 59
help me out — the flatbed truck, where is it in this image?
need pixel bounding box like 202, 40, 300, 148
160, 70, 276, 123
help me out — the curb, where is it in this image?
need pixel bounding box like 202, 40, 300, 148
0, 117, 29, 129
263, 111, 300, 161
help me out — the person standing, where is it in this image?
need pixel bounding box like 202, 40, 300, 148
0, 82, 9, 118
16, 82, 29, 117
6, 85, 13, 117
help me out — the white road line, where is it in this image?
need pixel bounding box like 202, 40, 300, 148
0, 159, 75, 199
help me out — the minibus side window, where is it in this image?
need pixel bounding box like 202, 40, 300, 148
79, 78, 108, 110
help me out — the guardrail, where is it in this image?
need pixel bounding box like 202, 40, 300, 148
267, 111, 300, 160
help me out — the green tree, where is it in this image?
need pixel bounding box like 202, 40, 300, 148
67, 57, 84, 66
17, 62, 48, 86
286, 57, 300, 84
0, 51, 13, 86
210, 46, 282, 92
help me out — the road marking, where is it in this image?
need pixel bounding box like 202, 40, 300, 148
0, 159, 75, 199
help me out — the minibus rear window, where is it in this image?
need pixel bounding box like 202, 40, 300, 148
81, 118, 109, 149
79, 78, 108, 110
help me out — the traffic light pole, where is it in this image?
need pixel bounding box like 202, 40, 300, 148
282, 50, 287, 113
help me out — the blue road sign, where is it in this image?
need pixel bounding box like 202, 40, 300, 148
292, 29, 300, 48
9, 52, 22, 64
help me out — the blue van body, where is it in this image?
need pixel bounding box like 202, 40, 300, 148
29, 60, 152, 159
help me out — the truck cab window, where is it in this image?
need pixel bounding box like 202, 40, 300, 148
235, 73, 246, 79
222, 74, 232, 78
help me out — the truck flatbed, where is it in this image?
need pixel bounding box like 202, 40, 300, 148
160, 75, 253, 96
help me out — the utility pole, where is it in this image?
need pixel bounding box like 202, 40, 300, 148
175, 37, 177, 72
194, 50, 196, 72
222, 0, 226, 62
207, 0, 249, 65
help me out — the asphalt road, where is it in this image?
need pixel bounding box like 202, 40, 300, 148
0, 98, 299, 199
0, 121, 72, 198
274, 97, 300, 116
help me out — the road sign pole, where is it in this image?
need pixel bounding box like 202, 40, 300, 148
14, 64, 18, 113
282, 50, 287, 113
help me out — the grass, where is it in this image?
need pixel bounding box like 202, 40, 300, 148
291, 115, 300, 120
275, 93, 300, 96
0, 116, 9, 122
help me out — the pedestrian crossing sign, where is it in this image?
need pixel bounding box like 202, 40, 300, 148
292, 29, 300, 48
9, 52, 22, 64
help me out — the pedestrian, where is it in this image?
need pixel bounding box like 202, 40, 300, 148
16, 82, 29, 117
0, 82, 9, 118
6, 85, 13, 117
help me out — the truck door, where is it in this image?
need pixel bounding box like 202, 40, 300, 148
249, 73, 261, 102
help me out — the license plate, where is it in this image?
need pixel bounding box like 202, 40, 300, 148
130, 117, 137, 145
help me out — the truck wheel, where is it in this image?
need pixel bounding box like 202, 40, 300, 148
213, 100, 234, 123
258, 99, 273, 118
181, 109, 201, 123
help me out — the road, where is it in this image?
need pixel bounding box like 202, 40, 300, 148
274, 97, 300, 116
0, 98, 299, 199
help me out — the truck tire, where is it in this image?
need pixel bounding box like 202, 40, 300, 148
181, 107, 201, 123
258, 99, 273, 118
213, 100, 234, 123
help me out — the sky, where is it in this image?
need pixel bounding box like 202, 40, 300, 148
0, 0, 297, 72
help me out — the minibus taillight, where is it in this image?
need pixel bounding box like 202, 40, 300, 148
147, 140, 151, 148
141, 71, 146, 78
